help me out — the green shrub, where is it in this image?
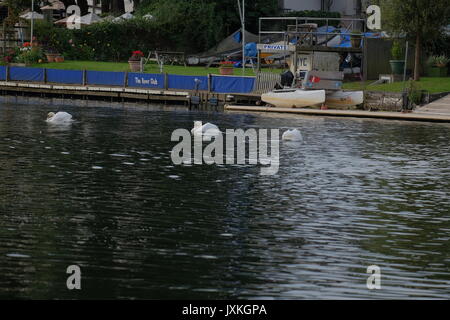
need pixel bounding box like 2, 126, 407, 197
391, 40, 404, 60
427, 55, 450, 67
15, 46, 45, 64
407, 79, 422, 105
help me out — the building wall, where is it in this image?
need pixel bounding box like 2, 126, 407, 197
331, 0, 357, 16
281, 0, 360, 16
282, 0, 322, 11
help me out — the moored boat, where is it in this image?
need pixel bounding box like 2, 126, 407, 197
261, 89, 326, 108
325, 90, 364, 108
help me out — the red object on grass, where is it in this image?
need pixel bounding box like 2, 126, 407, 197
132, 50, 144, 57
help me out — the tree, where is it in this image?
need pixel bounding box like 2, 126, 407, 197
381, 0, 450, 81
100, 0, 125, 14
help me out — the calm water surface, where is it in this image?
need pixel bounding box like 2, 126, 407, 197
0, 100, 449, 299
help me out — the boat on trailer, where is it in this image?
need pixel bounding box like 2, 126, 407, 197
261, 88, 326, 108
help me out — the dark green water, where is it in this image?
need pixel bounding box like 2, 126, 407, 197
0, 100, 449, 299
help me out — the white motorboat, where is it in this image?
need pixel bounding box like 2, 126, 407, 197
325, 90, 364, 108
261, 89, 326, 108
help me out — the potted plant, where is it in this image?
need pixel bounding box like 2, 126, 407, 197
389, 40, 405, 75
427, 55, 449, 77
350, 30, 362, 48
45, 47, 60, 63
55, 55, 65, 63
129, 50, 144, 72
218, 61, 234, 75
14, 42, 44, 66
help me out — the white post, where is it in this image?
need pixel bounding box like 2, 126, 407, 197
242, 0, 245, 76
30, 0, 34, 45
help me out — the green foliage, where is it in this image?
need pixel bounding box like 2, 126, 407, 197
425, 34, 450, 57
427, 55, 450, 67
138, 0, 220, 53
381, 0, 450, 40
391, 40, 404, 60
15, 47, 45, 65
137, 0, 279, 36
34, 0, 225, 60
407, 79, 422, 105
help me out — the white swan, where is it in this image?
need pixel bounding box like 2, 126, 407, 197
46, 112, 73, 124
282, 129, 303, 141
191, 121, 221, 138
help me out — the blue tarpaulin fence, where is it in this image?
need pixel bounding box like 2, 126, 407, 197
128, 72, 164, 89
87, 71, 125, 86
0, 66, 6, 81
10, 67, 44, 82
47, 69, 83, 84
211, 76, 255, 93
0, 67, 256, 94
168, 75, 209, 91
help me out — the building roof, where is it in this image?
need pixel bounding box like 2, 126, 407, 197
20, 11, 44, 20
41, 0, 65, 10
55, 12, 102, 26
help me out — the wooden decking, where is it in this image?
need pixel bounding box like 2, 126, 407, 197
415, 94, 450, 116
225, 104, 450, 123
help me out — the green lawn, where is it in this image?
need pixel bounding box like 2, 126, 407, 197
343, 77, 450, 94
31, 60, 270, 77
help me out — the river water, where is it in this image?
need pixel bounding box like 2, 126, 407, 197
0, 100, 449, 299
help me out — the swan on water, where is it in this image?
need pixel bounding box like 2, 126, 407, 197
191, 121, 221, 138
282, 129, 303, 141
46, 112, 73, 124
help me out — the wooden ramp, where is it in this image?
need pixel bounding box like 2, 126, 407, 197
415, 94, 450, 116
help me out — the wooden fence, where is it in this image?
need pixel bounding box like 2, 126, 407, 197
252, 71, 280, 94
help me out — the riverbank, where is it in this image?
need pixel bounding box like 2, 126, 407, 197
24, 61, 450, 94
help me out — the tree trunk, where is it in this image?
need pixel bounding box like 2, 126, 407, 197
414, 33, 421, 81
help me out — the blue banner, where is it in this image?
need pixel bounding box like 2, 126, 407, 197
86, 71, 125, 86
0, 66, 6, 81
10, 67, 44, 82
47, 69, 83, 84
127, 73, 164, 89
211, 76, 255, 93
168, 75, 208, 91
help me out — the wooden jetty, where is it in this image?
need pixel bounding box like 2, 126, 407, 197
225, 104, 450, 123
0, 80, 260, 108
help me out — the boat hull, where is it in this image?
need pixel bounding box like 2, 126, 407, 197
325, 91, 364, 108
261, 89, 326, 108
